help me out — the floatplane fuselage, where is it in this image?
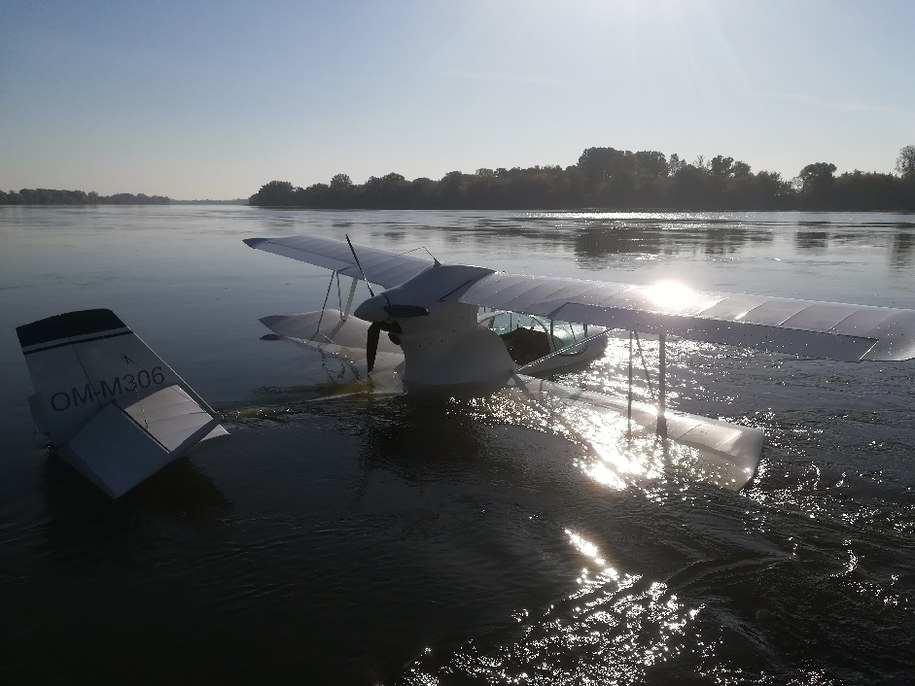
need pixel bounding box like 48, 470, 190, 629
262, 260, 608, 398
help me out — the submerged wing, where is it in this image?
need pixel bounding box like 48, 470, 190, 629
509, 375, 763, 490
454, 273, 915, 362
244, 234, 433, 289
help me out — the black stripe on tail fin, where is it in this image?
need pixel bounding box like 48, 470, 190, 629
17, 309, 130, 354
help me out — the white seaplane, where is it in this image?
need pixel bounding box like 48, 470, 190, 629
241, 234, 915, 485
16, 233, 915, 497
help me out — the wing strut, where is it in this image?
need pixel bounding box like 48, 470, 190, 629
313, 270, 337, 338
311, 269, 364, 341
658, 333, 668, 440
515, 326, 612, 373
342, 275, 359, 317
625, 331, 667, 441
627, 332, 634, 439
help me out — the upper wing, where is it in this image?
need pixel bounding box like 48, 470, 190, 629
244, 235, 433, 289
243, 235, 915, 362
454, 272, 915, 362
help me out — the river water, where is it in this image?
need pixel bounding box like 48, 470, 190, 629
1, 206, 913, 684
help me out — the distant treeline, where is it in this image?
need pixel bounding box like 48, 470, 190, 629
0, 189, 171, 205
250, 145, 915, 212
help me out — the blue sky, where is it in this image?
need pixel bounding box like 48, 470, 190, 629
2, 0, 914, 200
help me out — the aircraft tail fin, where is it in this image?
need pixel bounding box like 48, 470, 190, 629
16, 309, 226, 497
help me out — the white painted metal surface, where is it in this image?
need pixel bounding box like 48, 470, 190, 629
244, 235, 433, 289
456, 274, 915, 361
245, 234, 915, 362
63, 385, 224, 498
16, 309, 226, 498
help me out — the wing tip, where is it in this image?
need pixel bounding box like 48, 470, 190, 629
243, 237, 269, 249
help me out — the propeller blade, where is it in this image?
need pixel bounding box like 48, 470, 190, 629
383, 304, 429, 318
366, 321, 381, 373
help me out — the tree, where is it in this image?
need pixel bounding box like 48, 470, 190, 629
834, 171, 905, 210
577, 147, 626, 182
750, 171, 793, 209
732, 161, 751, 177
437, 171, 470, 208
896, 145, 915, 180
330, 173, 352, 189
245, 143, 915, 210
800, 162, 837, 187
798, 162, 837, 208
632, 150, 668, 177
668, 164, 709, 208
250, 180, 295, 206
709, 155, 734, 177
667, 153, 685, 175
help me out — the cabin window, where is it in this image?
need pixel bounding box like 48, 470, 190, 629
486, 312, 587, 364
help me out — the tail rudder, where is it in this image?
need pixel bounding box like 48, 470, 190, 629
17, 309, 225, 497
17, 309, 193, 445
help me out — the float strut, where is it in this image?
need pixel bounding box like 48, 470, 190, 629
657, 333, 668, 440
627, 331, 633, 440
342, 276, 359, 318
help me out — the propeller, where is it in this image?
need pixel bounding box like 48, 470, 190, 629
344, 237, 430, 373
365, 319, 403, 373
366, 321, 381, 373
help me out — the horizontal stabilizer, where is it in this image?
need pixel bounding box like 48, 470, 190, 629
61, 385, 225, 498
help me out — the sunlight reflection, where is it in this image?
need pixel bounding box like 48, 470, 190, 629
565, 405, 663, 489
402, 557, 706, 684
643, 279, 698, 310
473, 373, 758, 493
565, 528, 610, 570
464, 322, 761, 493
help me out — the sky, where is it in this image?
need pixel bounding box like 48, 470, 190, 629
2, 0, 914, 200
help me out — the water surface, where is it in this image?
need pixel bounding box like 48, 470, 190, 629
1, 207, 913, 684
